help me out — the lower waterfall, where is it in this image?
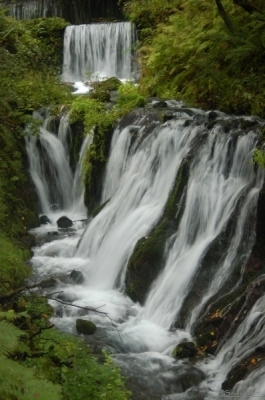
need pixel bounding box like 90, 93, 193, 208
26, 107, 265, 399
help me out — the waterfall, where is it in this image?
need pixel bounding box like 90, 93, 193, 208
61, 22, 137, 82
143, 130, 263, 330
27, 108, 265, 399
5, 0, 61, 19
76, 119, 198, 289
26, 113, 92, 217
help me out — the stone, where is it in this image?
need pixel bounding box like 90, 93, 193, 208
172, 341, 198, 358
76, 319, 97, 335
70, 270, 85, 284
39, 278, 58, 288
163, 112, 175, 122
40, 215, 51, 225
152, 100, 168, 108
56, 216, 73, 228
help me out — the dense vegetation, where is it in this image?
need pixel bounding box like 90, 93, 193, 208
0, 8, 131, 399
122, 0, 265, 117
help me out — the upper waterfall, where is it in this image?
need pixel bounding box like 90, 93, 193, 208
61, 22, 137, 82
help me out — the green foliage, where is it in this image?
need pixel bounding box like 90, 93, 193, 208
253, 148, 265, 167
0, 355, 61, 400
69, 97, 114, 135
0, 320, 25, 356
116, 82, 146, 110
124, 0, 265, 116
0, 234, 31, 296
62, 345, 131, 400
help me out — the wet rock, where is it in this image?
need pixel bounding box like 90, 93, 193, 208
241, 119, 259, 131
172, 341, 198, 359
40, 215, 51, 225
76, 319, 97, 335
56, 216, 73, 228
208, 111, 218, 121
57, 292, 78, 303
70, 270, 85, 284
39, 278, 58, 288
47, 231, 59, 236
163, 112, 175, 122
152, 100, 168, 108
175, 365, 206, 392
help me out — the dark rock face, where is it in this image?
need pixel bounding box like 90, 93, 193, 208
56, 216, 73, 228
40, 215, 51, 225
76, 319, 97, 335
70, 270, 85, 284
39, 277, 58, 288
172, 341, 198, 359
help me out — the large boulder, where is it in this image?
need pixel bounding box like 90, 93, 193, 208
76, 319, 97, 335
57, 216, 73, 228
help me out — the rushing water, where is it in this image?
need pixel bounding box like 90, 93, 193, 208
61, 22, 137, 82
26, 107, 265, 399
5, 0, 61, 19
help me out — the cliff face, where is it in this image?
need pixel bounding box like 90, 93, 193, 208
3, 0, 124, 23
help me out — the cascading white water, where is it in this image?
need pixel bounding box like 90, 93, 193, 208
61, 22, 136, 82
27, 108, 265, 399
142, 129, 263, 330
26, 113, 92, 217
6, 0, 61, 19
72, 132, 93, 213
25, 126, 73, 213
76, 119, 198, 290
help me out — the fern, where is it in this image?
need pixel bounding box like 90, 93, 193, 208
0, 310, 29, 322
0, 355, 61, 400
0, 320, 25, 356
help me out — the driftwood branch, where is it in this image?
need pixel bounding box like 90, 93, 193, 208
47, 296, 127, 349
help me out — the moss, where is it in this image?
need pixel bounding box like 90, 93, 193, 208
83, 125, 114, 212
90, 77, 122, 92
172, 341, 198, 359
76, 319, 97, 335
92, 199, 110, 218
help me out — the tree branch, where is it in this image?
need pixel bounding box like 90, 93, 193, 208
233, 0, 262, 14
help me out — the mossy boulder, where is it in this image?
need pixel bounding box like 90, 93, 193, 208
91, 77, 122, 92
172, 341, 198, 359
76, 319, 97, 335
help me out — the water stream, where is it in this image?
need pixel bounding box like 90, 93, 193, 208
26, 108, 265, 399
21, 14, 265, 400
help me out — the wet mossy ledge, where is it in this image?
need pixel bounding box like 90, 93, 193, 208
125, 159, 190, 304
